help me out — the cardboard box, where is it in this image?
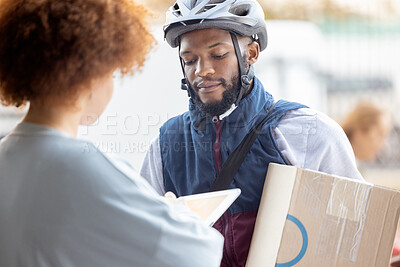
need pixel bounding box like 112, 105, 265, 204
246, 163, 400, 267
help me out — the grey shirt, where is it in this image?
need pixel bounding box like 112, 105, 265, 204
0, 122, 223, 267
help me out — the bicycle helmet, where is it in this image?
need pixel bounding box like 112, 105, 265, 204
164, 0, 267, 51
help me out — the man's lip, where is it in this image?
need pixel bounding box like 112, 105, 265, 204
196, 83, 222, 90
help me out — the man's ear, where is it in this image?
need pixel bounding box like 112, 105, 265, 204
247, 41, 259, 65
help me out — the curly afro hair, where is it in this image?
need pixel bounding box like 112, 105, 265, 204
0, 0, 155, 107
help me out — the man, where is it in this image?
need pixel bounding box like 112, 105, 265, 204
140, 0, 362, 266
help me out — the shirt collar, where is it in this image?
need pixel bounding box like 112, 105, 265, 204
189, 77, 274, 128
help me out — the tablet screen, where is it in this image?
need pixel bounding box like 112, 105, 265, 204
179, 188, 241, 226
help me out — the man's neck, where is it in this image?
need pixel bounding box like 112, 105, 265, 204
216, 79, 255, 120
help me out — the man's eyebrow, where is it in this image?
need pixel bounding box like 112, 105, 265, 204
208, 42, 225, 49
180, 42, 228, 55
180, 50, 191, 55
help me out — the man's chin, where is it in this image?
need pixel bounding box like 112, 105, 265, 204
199, 97, 223, 106
196, 100, 232, 117
190, 77, 240, 116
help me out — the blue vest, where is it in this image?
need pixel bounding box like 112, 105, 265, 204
160, 77, 307, 214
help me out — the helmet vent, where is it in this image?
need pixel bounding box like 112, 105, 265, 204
195, 4, 217, 15
229, 4, 250, 16
208, 0, 225, 4
195, 0, 225, 15
172, 3, 182, 17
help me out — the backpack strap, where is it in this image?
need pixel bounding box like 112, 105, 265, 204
210, 101, 278, 192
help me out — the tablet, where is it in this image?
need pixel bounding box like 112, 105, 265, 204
179, 188, 241, 226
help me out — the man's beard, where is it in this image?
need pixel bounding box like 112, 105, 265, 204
190, 75, 241, 117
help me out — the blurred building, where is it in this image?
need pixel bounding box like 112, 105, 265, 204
256, 20, 327, 111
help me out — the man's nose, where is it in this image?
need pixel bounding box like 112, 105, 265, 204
195, 58, 215, 77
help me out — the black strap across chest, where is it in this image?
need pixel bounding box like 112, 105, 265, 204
210, 101, 278, 192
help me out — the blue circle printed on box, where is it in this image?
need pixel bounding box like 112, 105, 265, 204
275, 214, 308, 267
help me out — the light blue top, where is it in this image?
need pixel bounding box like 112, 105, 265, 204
0, 122, 223, 267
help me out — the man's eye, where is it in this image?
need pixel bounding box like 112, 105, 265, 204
183, 59, 195, 65
213, 52, 228, 59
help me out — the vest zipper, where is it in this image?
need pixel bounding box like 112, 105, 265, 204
213, 116, 223, 174
213, 116, 238, 266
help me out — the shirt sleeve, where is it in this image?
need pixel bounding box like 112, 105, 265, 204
274, 108, 364, 181
140, 136, 166, 195
63, 149, 224, 267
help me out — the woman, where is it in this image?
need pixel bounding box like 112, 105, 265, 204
341, 102, 391, 163
0, 0, 222, 266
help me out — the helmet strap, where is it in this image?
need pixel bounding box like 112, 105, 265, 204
178, 42, 196, 98
229, 32, 254, 107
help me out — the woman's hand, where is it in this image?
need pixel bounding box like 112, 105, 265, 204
164, 191, 187, 206
391, 255, 400, 267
